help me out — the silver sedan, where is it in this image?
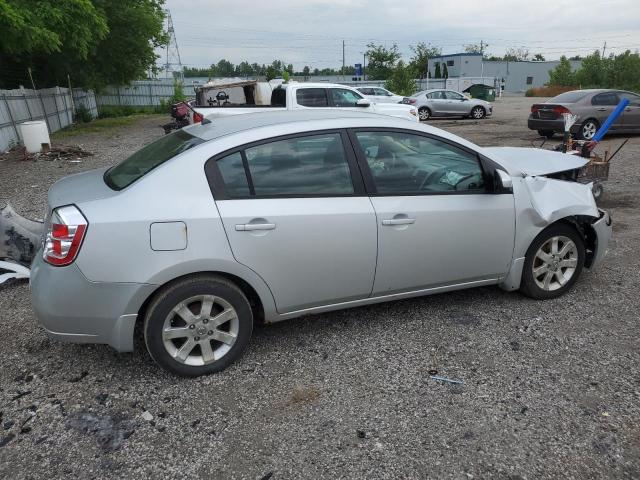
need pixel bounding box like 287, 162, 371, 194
31, 110, 610, 376
405, 89, 493, 121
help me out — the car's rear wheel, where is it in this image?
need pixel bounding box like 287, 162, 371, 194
537, 129, 555, 139
577, 119, 599, 140
519, 223, 585, 300
418, 107, 431, 121
470, 106, 486, 119
144, 275, 253, 377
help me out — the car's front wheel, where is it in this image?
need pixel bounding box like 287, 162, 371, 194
520, 223, 585, 299
144, 275, 253, 377
577, 119, 599, 140
470, 106, 486, 119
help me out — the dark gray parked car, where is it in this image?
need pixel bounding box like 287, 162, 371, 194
528, 89, 640, 139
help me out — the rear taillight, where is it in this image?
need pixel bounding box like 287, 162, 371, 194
406, 98, 417, 105
553, 106, 571, 115
43, 205, 88, 266
193, 111, 203, 123
531, 105, 540, 113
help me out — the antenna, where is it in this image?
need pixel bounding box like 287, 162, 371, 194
163, 10, 183, 79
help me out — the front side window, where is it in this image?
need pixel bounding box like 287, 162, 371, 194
445, 91, 464, 100
354, 131, 485, 194
296, 88, 328, 107
330, 88, 362, 107
374, 88, 391, 96
105, 129, 204, 190
243, 133, 354, 196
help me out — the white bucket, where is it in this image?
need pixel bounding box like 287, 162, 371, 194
19, 120, 51, 153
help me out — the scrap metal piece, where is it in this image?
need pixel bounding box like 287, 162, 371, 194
1, 203, 44, 266
430, 375, 464, 385
0, 260, 31, 284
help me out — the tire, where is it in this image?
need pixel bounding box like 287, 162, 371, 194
144, 274, 253, 377
577, 118, 599, 140
537, 129, 555, 139
470, 106, 486, 119
519, 223, 585, 300
418, 107, 431, 121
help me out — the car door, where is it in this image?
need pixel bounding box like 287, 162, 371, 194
590, 92, 623, 130
444, 91, 469, 115
207, 131, 378, 313
426, 91, 447, 116
372, 88, 394, 103
618, 91, 640, 131
295, 87, 329, 109
349, 129, 515, 295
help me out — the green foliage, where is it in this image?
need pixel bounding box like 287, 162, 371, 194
442, 64, 449, 79
409, 42, 441, 78
384, 60, 417, 97
548, 56, 575, 86
98, 105, 163, 118
53, 114, 156, 138
74, 104, 93, 123
434, 63, 442, 79
0, 0, 166, 90
564, 49, 639, 92
365, 43, 401, 80
533, 53, 546, 61
282, 71, 290, 82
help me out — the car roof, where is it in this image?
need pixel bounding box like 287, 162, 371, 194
185, 110, 405, 142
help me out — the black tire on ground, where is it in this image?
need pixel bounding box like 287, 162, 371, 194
144, 274, 253, 377
519, 223, 585, 300
470, 106, 486, 119
577, 118, 600, 140
418, 107, 431, 121
537, 129, 555, 139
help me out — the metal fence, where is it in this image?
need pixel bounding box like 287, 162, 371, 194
0, 87, 98, 152
95, 81, 180, 107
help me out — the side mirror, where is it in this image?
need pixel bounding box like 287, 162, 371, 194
495, 169, 512, 190
356, 98, 371, 107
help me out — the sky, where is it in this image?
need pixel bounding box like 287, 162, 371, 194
163, 0, 640, 71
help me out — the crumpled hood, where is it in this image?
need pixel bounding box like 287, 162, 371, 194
483, 147, 589, 176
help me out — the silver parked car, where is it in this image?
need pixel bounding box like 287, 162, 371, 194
404, 89, 493, 121
355, 86, 404, 104
31, 110, 611, 377
528, 89, 640, 139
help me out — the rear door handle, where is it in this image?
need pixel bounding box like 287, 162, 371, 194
382, 218, 415, 226
235, 223, 276, 231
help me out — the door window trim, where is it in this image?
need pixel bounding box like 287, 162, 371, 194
204, 129, 366, 200
346, 127, 506, 196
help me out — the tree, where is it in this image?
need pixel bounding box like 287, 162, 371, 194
235, 61, 253, 77
548, 56, 575, 86
533, 53, 546, 61
385, 60, 417, 96
503, 47, 529, 62
464, 43, 488, 56
434, 62, 441, 79
442, 63, 449, 79
0, 0, 166, 89
365, 42, 401, 80
409, 42, 441, 78
265, 65, 277, 81
574, 50, 605, 87
216, 59, 235, 77
302, 66, 310, 78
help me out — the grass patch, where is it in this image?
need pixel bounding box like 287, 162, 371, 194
52, 114, 160, 139
525, 85, 578, 97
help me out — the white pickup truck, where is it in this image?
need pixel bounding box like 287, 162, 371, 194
190, 82, 418, 123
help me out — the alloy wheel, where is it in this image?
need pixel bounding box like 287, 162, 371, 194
532, 236, 578, 291
471, 106, 485, 119
581, 121, 598, 140
162, 294, 239, 366
418, 108, 430, 120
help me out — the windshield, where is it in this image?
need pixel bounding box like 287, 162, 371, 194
104, 129, 204, 190
550, 91, 589, 103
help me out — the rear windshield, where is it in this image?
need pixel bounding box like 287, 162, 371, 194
550, 91, 589, 103
104, 129, 204, 190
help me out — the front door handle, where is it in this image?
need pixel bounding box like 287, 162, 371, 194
235, 223, 276, 231
596, 108, 608, 111
382, 218, 415, 226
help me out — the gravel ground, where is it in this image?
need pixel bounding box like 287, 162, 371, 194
1, 99, 639, 479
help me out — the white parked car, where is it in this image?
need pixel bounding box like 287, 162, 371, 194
355, 86, 404, 104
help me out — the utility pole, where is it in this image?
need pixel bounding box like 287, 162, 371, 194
602, 41, 607, 58
342, 40, 346, 81
363, 52, 366, 81
480, 39, 485, 81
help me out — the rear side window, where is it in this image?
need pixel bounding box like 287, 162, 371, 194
296, 88, 328, 107
105, 130, 204, 190
550, 91, 589, 103
619, 92, 640, 106
217, 152, 250, 197
592, 92, 620, 106
217, 133, 354, 197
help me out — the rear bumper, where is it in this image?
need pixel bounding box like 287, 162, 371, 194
527, 117, 579, 134
587, 209, 612, 270
29, 254, 156, 352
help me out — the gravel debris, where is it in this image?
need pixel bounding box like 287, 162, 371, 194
1, 104, 639, 478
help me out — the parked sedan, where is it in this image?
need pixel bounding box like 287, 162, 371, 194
31, 110, 611, 377
404, 89, 493, 120
355, 86, 404, 104
528, 89, 640, 139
